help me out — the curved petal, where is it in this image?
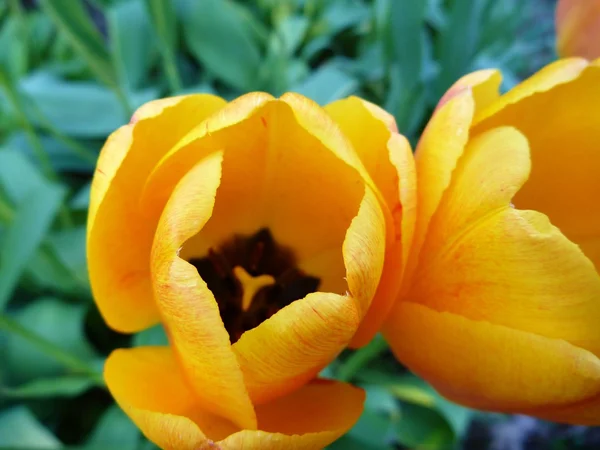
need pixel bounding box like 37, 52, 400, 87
435, 69, 502, 114
151, 152, 256, 430
218, 380, 365, 449
342, 186, 387, 316
325, 97, 403, 233
139, 92, 274, 223
233, 292, 360, 404
524, 391, 600, 426
145, 94, 367, 294
401, 126, 600, 356
105, 347, 239, 449
87, 94, 226, 332
232, 185, 384, 405
279, 93, 373, 189
405, 90, 474, 288
556, 0, 600, 59
474, 58, 588, 126
383, 302, 600, 419
473, 63, 600, 272
325, 97, 417, 347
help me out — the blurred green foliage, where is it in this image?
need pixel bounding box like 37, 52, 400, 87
0, 0, 560, 448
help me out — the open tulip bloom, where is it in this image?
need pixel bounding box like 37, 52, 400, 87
88, 58, 600, 449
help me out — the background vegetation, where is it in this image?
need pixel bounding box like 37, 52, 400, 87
2, 0, 593, 448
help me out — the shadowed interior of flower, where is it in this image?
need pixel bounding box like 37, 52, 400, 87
188, 228, 320, 343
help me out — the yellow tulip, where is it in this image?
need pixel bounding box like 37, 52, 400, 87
556, 0, 600, 59
87, 92, 416, 448
383, 58, 600, 425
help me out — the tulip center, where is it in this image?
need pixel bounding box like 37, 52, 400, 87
188, 228, 320, 343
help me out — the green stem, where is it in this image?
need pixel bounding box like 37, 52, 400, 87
162, 48, 182, 93
0, 314, 104, 385
115, 84, 134, 117
337, 334, 389, 382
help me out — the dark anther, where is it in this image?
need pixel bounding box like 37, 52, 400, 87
188, 228, 321, 343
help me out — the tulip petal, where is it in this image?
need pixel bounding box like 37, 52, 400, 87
383, 301, 600, 420
342, 185, 387, 316
556, 0, 600, 60
474, 58, 588, 125
234, 292, 360, 404
325, 97, 417, 347
151, 152, 256, 430
436, 69, 502, 114
406, 90, 474, 286
399, 125, 600, 356
145, 94, 368, 294
105, 347, 239, 449
139, 92, 274, 221
232, 186, 384, 404
279, 93, 373, 188
218, 380, 365, 449
473, 63, 600, 273
524, 391, 600, 426
87, 94, 226, 332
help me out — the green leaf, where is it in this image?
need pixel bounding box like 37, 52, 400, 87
26, 245, 83, 295
337, 334, 388, 382
86, 406, 139, 449
292, 64, 358, 105
388, 0, 427, 88
343, 406, 396, 449
145, 0, 177, 49
181, 0, 262, 91
0, 150, 46, 204
20, 72, 157, 137
4, 298, 98, 382
277, 15, 309, 56
0, 406, 62, 448
38, 0, 117, 88
27, 11, 56, 67
0, 17, 28, 81
133, 324, 169, 347
395, 402, 454, 449
71, 182, 91, 210
107, 0, 158, 90
45, 227, 89, 290
435, 0, 487, 96
388, 375, 437, 407
1, 376, 95, 399
0, 178, 65, 309
5, 132, 97, 174
321, 0, 370, 36
388, 374, 474, 445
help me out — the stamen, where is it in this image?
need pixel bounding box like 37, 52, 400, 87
188, 228, 320, 342
233, 266, 276, 311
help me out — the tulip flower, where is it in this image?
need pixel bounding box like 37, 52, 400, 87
556, 0, 600, 59
87, 92, 416, 448
383, 58, 600, 425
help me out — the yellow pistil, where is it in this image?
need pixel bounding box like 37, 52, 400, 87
233, 266, 276, 311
